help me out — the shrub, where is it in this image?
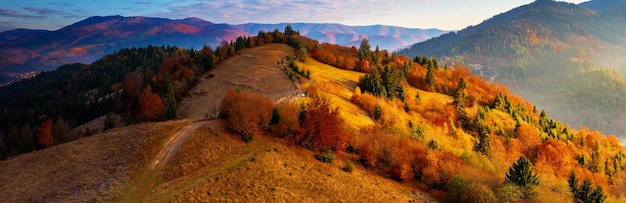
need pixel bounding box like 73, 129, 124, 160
270, 102, 303, 139
220, 90, 274, 141
300, 93, 348, 150
446, 176, 497, 203
315, 150, 335, 163
343, 161, 354, 172
346, 143, 358, 154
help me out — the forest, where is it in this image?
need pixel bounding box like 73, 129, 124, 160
0, 26, 625, 202
218, 30, 626, 202
398, 0, 626, 139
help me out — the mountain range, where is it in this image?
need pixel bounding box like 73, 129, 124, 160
0, 16, 445, 80
399, 0, 626, 138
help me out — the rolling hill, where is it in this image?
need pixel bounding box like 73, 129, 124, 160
1, 30, 625, 202
399, 0, 626, 139
0, 43, 437, 202
0, 16, 247, 75
0, 16, 445, 84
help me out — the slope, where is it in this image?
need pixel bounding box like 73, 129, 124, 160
0, 120, 189, 202
0, 43, 438, 202
177, 44, 297, 120
399, 0, 626, 139
2, 30, 625, 203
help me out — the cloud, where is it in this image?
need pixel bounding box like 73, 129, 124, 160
24, 7, 67, 15
22, 6, 87, 20
153, 0, 423, 24
48, 2, 73, 7
0, 8, 45, 19
135, 1, 153, 5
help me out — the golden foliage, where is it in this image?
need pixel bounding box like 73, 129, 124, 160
220, 90, 274, 139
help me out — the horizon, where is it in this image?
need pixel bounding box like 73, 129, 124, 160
1, 0, 586, 32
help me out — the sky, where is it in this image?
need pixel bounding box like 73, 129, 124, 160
0, 0, 588, 32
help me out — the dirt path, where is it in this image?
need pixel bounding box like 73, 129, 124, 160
147, 135, 275, 202
118, 120, 211, 202
148, 121, 211, 170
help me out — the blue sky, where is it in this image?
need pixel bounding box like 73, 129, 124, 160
0, 0, 587, 32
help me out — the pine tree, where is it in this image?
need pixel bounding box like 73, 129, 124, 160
506, 157, 540, 187
284, 24, 295, 35
568, 172, 607, 203
505, 156, 540, 200
475, 127, 491, 156
358, 38, 371, 60
426, 66, 435, 90
20, 124, 34, 153
164, 84, 177, 120
373, 104, 383, 122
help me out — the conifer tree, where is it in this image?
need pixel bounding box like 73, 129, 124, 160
426, 66, 435, 90
475, 127, 491, 156
568, 172, 607, 203
506, 157, 540, 187
284, 24, 295, 35
505, 156, 540, 200
358, 38, 371, 60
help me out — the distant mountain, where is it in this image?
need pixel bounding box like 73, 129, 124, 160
0, 16, 247, 75
234, 23, 445, 51
399, 0, 626, 138
0, 16, 446, 80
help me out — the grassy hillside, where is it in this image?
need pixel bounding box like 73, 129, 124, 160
0, 120, 188, 202
1, 30, 625, 202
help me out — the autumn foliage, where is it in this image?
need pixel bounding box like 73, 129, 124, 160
299, 94, 348, 150
220, 90, 274, 141
138, 87, 164, 122
37, 119, 53, 147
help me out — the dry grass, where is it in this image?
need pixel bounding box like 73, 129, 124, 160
142, 125, 436, 202
0, 45, 447, 203
178, 44, 297, 120
297, 59, 375, 131
0, 120, 187, 202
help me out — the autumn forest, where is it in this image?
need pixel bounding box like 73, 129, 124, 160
1, 17, 626, 202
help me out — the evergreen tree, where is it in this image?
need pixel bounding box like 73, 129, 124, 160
164, 84, 177, 120
284, 24, 295, 35
505, 156, 540, 200
358, 38, 371, 60
506, 157, 540, 187
426, 66, 435, 90
270, 108, 280, 125
373, 104, 383, 122
373, 46, 381, 66
20, 124, 34, 153
454, 77, 469, 127
475, 127, 491, 156
569, 172, 607, 203
53, 117, 69, 144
